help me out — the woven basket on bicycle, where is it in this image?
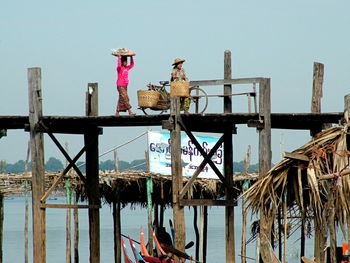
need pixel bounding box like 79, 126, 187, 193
170, 81, 189, 97
137, 90, 160, 108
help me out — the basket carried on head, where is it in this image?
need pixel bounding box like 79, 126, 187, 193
170, 81, 189, 97
137, 90, 160, 108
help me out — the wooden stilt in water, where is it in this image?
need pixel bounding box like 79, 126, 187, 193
224, 50, 235, 263
85, 83, 100, 263
198, 206, 208, 263
73, 192, 79, 263
28, 67, 46, 263
277, 207, 282, 261
241, 146, 251, 263
0, 194, 3, 263
24, 141, 30, 263
193, 206, 199, 260
283, 192, 287, 263
146, 177, 154, 255
328, 186, 337, 263
300, 211, 306, 263
170, 97, 186, 255
113, 199, 121, 263
66, 179, 72, 263
258, 77, 272, 263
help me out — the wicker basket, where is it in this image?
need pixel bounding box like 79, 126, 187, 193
137, 90, 160, 108
170, 81, 190, 97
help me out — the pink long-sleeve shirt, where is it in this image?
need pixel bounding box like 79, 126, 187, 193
116, 57, 134, 87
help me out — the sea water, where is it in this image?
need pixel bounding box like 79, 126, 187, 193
2, 196, 340, 263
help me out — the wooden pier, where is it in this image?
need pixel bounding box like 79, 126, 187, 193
0, 51, 348, 263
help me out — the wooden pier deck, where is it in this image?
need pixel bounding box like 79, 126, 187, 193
0, 112, 343, 133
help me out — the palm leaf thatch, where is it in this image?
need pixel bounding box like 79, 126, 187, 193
244, 125, 350, 233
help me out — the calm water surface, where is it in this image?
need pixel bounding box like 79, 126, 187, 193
3, 196, 329, 263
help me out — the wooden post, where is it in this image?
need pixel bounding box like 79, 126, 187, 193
241, 147, 251, 263
113, 200, 121, 263
224, 50, 235, 263
65, 142, 72, 263
277, 207, 282, 261
193, 206, 199, 260
86, 83, 99, 116
311, 62, 324, 113
328, 187, 337, 263
66, 180, 72, 263
344, 94, 350, 122
283, 192, 287, 263
114, 150, 119, 173
170, 97, 186, 254
258, 78, 272, 263
73, 192, 79, 263
85, 83, 100, 263
0, 194, 3, 263
28, 67, 46, 263
300, 211, 305, 263
199, 206, 208, 263
310, 62, 324, 136
24, 141, 30, 263
147, 177, 153, 255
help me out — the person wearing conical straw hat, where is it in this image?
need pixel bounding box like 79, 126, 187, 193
171, 58, 188, 82
171, 58, 190, 113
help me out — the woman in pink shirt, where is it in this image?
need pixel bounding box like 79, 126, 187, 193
115, 54, 135, 116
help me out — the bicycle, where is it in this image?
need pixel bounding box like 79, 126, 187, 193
139, 81, 208, 115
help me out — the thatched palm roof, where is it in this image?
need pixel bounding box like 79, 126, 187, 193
245, 125, 350, 230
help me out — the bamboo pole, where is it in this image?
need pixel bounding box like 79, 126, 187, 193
328, 187, 337, 263
283, 192, 287, 263
66, 179, 72, 263
73, 192, 79, 263
24, 181, 29, 263
0, 194, 3, 263
24, 141, 30, 263
146, 177, 153, 255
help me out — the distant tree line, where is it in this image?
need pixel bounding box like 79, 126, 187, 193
0, 157, 258, 174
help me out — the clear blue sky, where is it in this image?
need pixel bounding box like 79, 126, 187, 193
1, 0, 350, 165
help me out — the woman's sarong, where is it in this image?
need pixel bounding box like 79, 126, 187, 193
117, 86, 132, 112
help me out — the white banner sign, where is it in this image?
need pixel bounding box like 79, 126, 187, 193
147, 131, 223, 179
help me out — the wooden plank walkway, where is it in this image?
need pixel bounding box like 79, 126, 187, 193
0, 112, 343, 133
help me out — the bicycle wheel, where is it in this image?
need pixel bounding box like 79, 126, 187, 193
189, 87, 208, 114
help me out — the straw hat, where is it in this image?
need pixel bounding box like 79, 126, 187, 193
172, 58, 185, 66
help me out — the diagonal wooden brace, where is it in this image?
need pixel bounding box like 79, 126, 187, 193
179, 134, 224, 199
177, 116, 232, 191
46, 132, 87, 182
40, 145, 87, 202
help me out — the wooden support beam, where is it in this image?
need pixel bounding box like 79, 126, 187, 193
282, 152, 309, 162
224, 50, 235, 263
85, 83, 100, 263
170, 97, 186, 254
179, 199, 235, 207
41, 204, 101, 209
189, 77, 264, 87
28, 67, 46, 263
179, 135, 224, 199
73, 193, 79, 263
258, 78, 272, 263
